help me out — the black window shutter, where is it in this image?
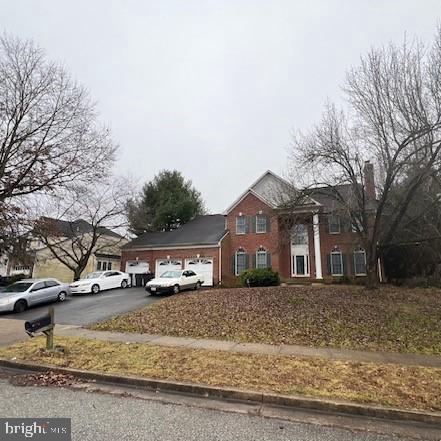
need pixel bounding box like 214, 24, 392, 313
244, 216, 249, 234
342, 254, 348, 275
267, 252, 272, 268
325, 216, 330, 233
266, 214, 270, 233
245, 254, 250, 269
348, 252, 354, 275
342, 217, 350, 233
252, 254, 256, 268
250, 216, 256, 233
232, 255, 236, 275
327, 254, 331, 275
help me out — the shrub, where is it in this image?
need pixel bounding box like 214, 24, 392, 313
239, 268, 280, 287
0, 273, 28, 286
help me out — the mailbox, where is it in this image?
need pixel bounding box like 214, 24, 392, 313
24, 314, 53, 334
24, 307, 55, 350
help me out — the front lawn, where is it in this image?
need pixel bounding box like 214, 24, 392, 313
0, 336, 440, 412
93, 285, 441, 355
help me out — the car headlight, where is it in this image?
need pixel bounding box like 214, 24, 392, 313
0, 298, 10, 306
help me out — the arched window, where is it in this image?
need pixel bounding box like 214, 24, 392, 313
330, 249, 343, 276
235, 248, 247, 275
256, 246, 268, 269
353, 248, 367, 275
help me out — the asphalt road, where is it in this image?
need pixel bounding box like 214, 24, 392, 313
0, 379, 424, 441
0, 287, 160, 325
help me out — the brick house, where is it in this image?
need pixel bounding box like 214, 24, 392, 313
122, 168, 375, 285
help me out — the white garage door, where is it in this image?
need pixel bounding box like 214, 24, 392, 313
185, 258, 213, 286
125, 260, 149, 274
155, 259, 182, 277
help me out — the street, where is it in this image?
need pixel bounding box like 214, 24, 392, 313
0, 287, 160, 326
0, 377, 432, 441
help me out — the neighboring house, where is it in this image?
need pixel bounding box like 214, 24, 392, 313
9, 218, 126, 283
121, 215, 228, 286
122, 167, 376, 284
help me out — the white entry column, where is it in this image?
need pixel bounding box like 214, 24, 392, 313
313, 212, 323, 279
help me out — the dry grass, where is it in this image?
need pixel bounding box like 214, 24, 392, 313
0, 336, 440, 412
92, 285, 441, 354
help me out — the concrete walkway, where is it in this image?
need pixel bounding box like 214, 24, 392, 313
54, 325, 441, 368
2, 318, 440, 368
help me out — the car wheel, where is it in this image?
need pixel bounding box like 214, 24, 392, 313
121, 280, 128, 289
195, 281, 202, 290
173, 284, 180, 294
14, 300, 27, 313
91, 284, 100, 295
57, 291, 67, 302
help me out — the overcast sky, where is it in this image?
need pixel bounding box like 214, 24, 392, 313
1, 1, 441, 213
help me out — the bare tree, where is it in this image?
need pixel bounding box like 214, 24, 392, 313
289, 28, 441, 288
0, 34, 117, 251
33, 178, 130, 280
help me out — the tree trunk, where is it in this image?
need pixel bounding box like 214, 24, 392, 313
73, 265, 87, 281
365, 256, 379, 289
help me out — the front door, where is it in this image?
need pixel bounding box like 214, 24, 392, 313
293, 255, 309, 276
291, 224, 310, 277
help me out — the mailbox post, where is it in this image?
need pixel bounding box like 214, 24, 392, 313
24, 306, 55, 351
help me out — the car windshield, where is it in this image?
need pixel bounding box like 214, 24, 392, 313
160, 271, 182, 278
84, 272, 103, 279
2, 282, 33, 293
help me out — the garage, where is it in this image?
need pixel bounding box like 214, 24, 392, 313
121, 215, 228, 286
185, 258, 213, 286
155, 259, 182, 276
125, 260, 151, 287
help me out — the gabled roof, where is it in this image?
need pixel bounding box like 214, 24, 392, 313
38, 217, 122, 239
223, 170, 320, 214
123, 215, 227, 250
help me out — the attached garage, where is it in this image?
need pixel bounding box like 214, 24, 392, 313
121, 215, 229, 287
155, 259, 182, 276
185, 258, 213, 286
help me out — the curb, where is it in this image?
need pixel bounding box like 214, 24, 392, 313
1, 358, 440, 426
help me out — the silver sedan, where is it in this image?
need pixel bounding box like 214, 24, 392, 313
0, 278, 71, 313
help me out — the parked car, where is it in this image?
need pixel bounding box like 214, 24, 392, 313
146, 269, 204, 295
70, 270, 130, 295
0, 278, 70, 313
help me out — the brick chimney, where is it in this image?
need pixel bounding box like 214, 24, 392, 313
363, 161, 376, 201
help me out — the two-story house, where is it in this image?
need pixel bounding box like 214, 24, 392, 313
121, 168, 375, 285
7, 218, 126, 283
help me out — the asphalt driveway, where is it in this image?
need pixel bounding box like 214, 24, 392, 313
0, 287, 160, 326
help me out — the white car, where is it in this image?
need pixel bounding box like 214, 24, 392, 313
70, 270, 130, 295
146, 269, 204, 295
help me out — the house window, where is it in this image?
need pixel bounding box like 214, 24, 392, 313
328, 214, 341, 234
235, 250, 247, 275
354, 249, 367, 275
256, 215, 267, 233
256, 247, 268, 269
330, 251, 343, 276
97, 261, 112, 271
236, 216, 247, 235
291, 224, 308, 245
